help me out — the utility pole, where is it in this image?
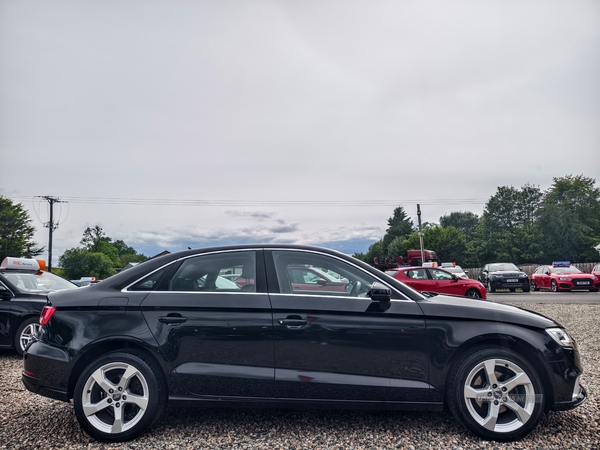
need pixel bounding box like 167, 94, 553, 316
417, 204, 425, 266
38, 196, 66, 272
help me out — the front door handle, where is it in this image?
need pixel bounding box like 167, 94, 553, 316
159, 315, 187, 324
278, 316, 308, 329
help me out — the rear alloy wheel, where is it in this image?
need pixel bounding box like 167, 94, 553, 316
530, 281, 539, 292
466, 289, 481, 299
551, 280, 558, 292
74, 351, 166, 442
14, 317, 41, 357
447, 347, 544, 442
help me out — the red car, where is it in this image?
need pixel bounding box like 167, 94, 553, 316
530, 262, 599, 292
593, 264, 600, 291
385, 266, 487, 299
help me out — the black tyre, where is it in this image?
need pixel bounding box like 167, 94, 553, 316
447, 347, 544, 442
509, 288, 516, 293
530, 281, 539, 292
590, 288, 599, 293
487, 282, 496, 293
522, 287, 530, 293
465, 289, 481, 299
74, 350, 166, 442
14, 316, 41, 357
551, 280, 558, 292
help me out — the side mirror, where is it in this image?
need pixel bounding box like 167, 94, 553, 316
451, 275, 458, 282
316, 278, 328, 286
482, 269, 488, 273
368, 282, 391, 310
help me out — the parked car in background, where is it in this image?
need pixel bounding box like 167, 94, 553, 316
386, 266, 486, 299
440, 262, 469, 278
592, 263, 600, 291
23, 245, 586, 443
530, 262, 599, 292
478, 263, 530, 293
0, 257, 77, 355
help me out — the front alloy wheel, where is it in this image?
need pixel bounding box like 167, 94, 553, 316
74, 351, 165, 442
447, 347, 544, 441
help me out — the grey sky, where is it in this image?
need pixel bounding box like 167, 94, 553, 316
1, 1, 599, 263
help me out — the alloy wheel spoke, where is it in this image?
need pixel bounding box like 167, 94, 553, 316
118, 365, 139, 390
125, 392, 149, 411
464, 385, 487, 400
90, 368, 118, 394
502, 372, 531, 393
483, 360, 499, 386
504, 397, 532, 424
482, 402, 501, 431
82, 397, 112, 416
111, 406, 124, 434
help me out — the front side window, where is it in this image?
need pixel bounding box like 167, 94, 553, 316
406, 268, 428, 280
430, 269, 453, 280
168, 251, 256, 292
272, 251, 378, 298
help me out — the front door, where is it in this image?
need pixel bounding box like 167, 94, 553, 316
266, 249, 429, 404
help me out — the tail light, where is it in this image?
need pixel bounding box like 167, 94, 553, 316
39, 306, 56, 326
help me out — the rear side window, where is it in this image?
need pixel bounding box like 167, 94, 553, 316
167, 251, 256, 293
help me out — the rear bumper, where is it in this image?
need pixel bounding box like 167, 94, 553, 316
22, 371, 70, 402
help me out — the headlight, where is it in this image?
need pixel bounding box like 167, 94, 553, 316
546, 328, 574, 347
519, 273, 528, 278
558, 277, 571, 281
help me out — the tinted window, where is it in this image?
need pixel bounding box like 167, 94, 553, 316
272, 250, 378, 298
167, 251, 256, 292
129, 266, 170, 291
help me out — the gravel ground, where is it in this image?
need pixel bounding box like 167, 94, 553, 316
1, 303, 598, 449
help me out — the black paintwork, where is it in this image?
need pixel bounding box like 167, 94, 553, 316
0, 274, 48, 349
23, 245, 585, 413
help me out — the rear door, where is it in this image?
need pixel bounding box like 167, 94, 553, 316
139, 249, 274, 398
266, 249, 429, 404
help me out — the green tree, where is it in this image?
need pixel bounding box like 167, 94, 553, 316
538, 175, 600, 262
471, 184, 543, 265
58, 248, 115, 280
0, 197, 44, 261
440, 211, 479, 241
381, 206, 414, 254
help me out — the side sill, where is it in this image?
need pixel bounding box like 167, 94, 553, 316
168, 395, 442, 411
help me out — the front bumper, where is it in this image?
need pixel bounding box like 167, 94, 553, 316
488, 279, 530, 290
554, 380, 587, 411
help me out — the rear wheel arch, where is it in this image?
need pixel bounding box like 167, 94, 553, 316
67, 340, 167, 400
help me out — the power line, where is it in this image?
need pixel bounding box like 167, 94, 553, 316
11, 195, 488, 207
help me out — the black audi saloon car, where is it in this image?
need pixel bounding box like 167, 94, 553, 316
23, 245, 586, 442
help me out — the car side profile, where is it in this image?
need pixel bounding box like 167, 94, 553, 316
23, 245, 585, 443
386, 266, 486, 299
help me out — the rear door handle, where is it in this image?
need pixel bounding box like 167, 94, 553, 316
159, 315, 187, 324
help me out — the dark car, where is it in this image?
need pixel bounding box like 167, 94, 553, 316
23, 245, 585, 443
478, 263, 530, 293
0, 257, 78, 356
385, 266, 486, 299
530, 262, 599, 292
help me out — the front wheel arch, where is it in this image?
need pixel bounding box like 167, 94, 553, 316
445, 346, 545, 441
443, 337, 554, 413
